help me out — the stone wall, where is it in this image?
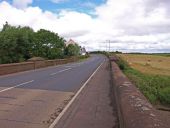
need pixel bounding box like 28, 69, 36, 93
0, 57, 78, 76
110, 57, 168, 128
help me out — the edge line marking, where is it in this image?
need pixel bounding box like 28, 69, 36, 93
49, 60, 105, 128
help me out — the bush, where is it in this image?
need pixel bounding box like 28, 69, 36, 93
116, 57, 129, 70
79, 55, 90, 60
159, 87, 170, 105
144, 91, 157, 104
116, 56, 170, 105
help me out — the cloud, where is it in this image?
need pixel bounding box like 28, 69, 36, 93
0, 0, 170, 52
50, 0, 69, 4
61, 30, 89, 38
94, 0, 170, 52
13, 0, 33, 9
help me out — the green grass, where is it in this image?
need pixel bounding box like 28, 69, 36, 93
78, 55, 90, 62
152, 53, 170, 57
116, 57, 170, 106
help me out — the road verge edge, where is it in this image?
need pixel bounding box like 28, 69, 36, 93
110, 56, 168, 128
49, 60, 104, 128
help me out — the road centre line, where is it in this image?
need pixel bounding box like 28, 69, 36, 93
64, 64, 81, 68
65, 64, 81, 67
0, 80, 34, 93
50, 68, 72, 76
49, 60, 105, 128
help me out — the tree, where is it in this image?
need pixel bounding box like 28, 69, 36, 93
0, 25, 19, 63
15, 26, 34, 60
0, 23, 34, 63
32, 29, 65, 59
66, 44, 80, 56
0, 22, 68, 64
2, 21, 11, 31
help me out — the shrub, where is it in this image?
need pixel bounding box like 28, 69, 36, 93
116, 55, 170, 105
79, 55, 89, 60
144, 91, 157, 104
116, 57, 129, 70
159, 87, 170, 105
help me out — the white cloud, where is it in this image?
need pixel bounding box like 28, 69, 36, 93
13, 0, 33, 9
0, 0, 170, 52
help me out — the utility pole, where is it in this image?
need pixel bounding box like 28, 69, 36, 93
109, 40, 110, 53
106, 41, 107, 52
106, 40, 111, 52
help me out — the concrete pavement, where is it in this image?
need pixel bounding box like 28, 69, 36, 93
0, 88, 73, 128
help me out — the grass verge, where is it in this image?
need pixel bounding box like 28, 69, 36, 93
78, 55, 90, 62
115, 56, 170, 106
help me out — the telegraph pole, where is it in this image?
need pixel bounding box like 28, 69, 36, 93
106, 40, 111, 53
106, 41, 107, 52
109, 40, 110, 52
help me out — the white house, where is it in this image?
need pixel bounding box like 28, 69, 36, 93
65, 39, 77, 46
65, 39, 87, 55
80, 47, 86, 55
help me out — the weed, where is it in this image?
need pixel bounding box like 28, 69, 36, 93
116, 55, 170, 106
159, 87, 170, 105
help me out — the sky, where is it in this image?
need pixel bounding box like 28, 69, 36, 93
0, 0, 170, 53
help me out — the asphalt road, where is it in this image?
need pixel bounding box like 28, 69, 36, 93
0, 54, 105, 128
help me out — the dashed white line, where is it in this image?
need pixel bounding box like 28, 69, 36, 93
0, 80, 34, 93
64, 64, 81, 68
49, 60, 105, 128
50, 68, 72, 76
65, 63, 83, 67
64, 66, 76, 68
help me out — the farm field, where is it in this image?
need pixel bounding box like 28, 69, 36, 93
118, 54, 170, 76
116, 54, 170, 107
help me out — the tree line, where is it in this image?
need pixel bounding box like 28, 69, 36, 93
0, 22, 80, 64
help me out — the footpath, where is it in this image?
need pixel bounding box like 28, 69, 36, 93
53, 59, 118, 128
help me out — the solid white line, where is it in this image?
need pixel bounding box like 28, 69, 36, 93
49, 60, 105, 128
50, 68, 72, 76
0, 80, 34, 93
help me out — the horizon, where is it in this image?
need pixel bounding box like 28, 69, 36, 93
0, 0, 170, 53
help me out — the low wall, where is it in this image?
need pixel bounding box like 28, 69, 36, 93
0, 62, 34, 75
0, 57, 78, 76
110, 57, 168, 128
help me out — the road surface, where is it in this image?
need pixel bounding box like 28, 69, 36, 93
0, 55, 105, 128
53, 59, 118, 128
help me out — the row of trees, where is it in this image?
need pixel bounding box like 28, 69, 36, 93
0, 22, 80, 64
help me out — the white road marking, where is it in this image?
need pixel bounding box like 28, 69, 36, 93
0, 80, 34, 93
65, 64, 81, 67
49, 60, 105, 128
50, 68, 72, 76
64, 64, 81, 68
64, 66, 76, 68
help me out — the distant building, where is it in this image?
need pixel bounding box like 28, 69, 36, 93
65, 39, 87, 55
80, 47, 87, 55
65, 39, 77, 46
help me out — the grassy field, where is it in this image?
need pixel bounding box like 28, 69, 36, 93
118, 54, 170, 76
116, 54, 170, 106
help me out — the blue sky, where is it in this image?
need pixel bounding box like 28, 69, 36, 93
2, 0, 106, 14
0, 0, 170, 52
